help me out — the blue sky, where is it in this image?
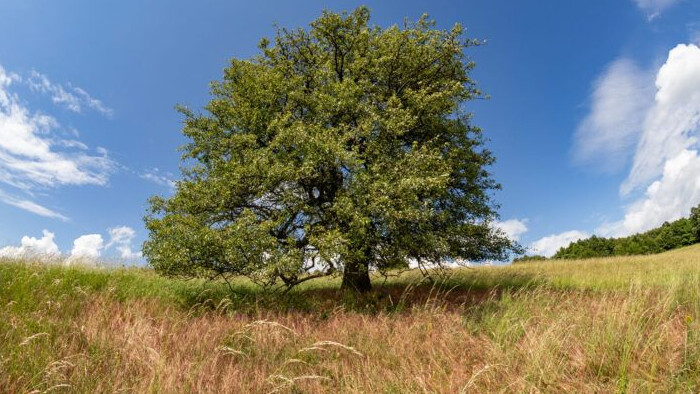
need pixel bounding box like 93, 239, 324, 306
1, 0, 700, 260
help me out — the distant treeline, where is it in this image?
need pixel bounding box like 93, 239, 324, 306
554, 205, 700, 259
514, 204, 700, 262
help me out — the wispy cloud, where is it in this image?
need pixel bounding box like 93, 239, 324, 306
26, 71, 113, 117
687, 22, 700, 45
140, 168, 176, 190
574, 58, 654, 172
633, 0, 681, 20
0, 190, 68, 221
0, 63, 116, 218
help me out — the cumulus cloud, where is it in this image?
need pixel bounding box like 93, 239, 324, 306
0, 230, 60, 259
69, 234, 104, 260
530, 230, 590, 257
106, 226, 142, 259
633, 0, 681, 19
494, 219, 528, 242
599, 149, 700, 237
574, 43, 700, 238
0, 63, 116, 218
611, 44, 700, 236
574, 58, 654, 172
0, 225, 142, 264
622, 44, 700, 195
26, 71, 113, 116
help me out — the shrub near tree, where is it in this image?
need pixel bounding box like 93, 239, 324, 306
143, 7, 520, 293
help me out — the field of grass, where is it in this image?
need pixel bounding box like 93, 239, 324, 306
4, 245, 700, 392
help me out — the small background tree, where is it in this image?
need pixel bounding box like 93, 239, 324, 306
143, 7, 521, 293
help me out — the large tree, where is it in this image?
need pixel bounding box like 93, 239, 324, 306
143, 7, 520, 293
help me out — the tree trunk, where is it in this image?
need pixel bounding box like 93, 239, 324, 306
341, 260, 372, 293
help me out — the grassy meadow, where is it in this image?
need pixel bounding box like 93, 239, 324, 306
4, 246, 700, 392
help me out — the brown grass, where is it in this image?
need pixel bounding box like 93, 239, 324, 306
5, 247, 700, 392
3, 286, 697, 393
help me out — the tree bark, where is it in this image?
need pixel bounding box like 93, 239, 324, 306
341, 260, 372, 293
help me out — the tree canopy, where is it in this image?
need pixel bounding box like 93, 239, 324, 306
143, 7, 520, 293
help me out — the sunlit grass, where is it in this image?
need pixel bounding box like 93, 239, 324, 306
3, 246, 700, 392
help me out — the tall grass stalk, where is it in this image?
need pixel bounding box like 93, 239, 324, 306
4, 246, 700, 391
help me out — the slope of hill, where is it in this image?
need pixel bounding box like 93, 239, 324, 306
3, 246, 700, 392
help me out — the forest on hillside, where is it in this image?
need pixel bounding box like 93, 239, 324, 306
517, 204, 700, 261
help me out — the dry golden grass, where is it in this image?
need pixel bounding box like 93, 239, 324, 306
4, 245, 700, 392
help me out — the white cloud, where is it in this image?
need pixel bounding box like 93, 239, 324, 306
106, 226, 142, 260
574, 43, 700, 238
0, 230, 60, 259
604, 44, 700, 237
0, 68, 20, 87
598, 149, 700, 237
140, 168, 176, 190
0, 226, 141, 263
530, 230, 589, 257
494, 218, 528, 242
622, 44, 700, 195
0, 63, 116, 218
69, 234, 104, 260
0, 190, 68, 221
0, 70, 114, 188
574, 58, 654, 172
26, 71, 113, 116
633, 0, 681, 20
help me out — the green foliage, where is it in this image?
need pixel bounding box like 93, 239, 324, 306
512, 255, 547, 264
553, 204, 700, 259
143, 7, 520, 292
691, 204, 700, 240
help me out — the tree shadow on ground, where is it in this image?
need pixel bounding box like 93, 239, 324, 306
177, 270, 548, 317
